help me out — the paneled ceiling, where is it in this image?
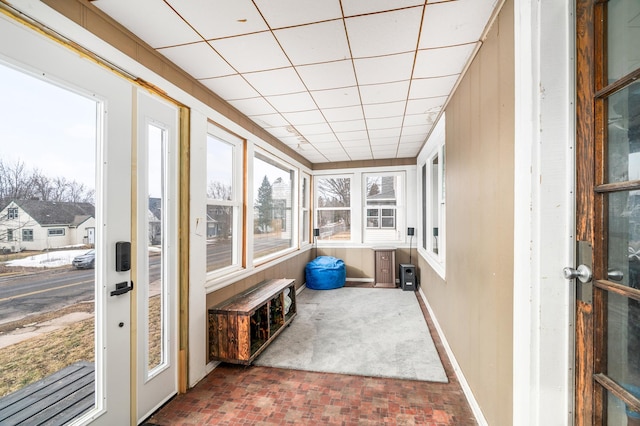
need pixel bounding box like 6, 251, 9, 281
93, 0, 500, 164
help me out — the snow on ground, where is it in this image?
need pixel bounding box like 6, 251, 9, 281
5, 250, 90, 268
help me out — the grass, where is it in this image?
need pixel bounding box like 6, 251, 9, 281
0, 296, 161, 398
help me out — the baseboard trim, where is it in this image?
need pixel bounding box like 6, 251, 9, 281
417, 288, 488, 426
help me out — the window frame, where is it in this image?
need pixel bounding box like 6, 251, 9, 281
418, 115, 446, 278
362, 171, 405, 243
252, 148, 298, 264
22, 228, 33, 242
315, 174, 353, 243
300, 172, 312, 247
47, 228, 65, 237
205, 123, 244, 278
7, 207, 18, 220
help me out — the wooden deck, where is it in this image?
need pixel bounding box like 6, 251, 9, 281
0, 361, 95, 425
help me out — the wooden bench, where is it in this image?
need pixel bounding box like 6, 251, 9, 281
208, 278, 296, 365
0, 361, 94, 425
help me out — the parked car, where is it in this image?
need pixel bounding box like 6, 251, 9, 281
72, 249, 95, 269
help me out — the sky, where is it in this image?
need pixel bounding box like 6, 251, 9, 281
0, 62, 97, 189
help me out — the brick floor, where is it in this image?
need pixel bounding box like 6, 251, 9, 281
147, 293, 477, 425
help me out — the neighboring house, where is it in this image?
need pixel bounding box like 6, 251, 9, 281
0, 200, 95, 252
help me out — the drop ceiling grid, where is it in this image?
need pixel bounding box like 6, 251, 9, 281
92, 0, 500, 163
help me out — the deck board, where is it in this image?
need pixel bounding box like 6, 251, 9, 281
0, 361, 95, 425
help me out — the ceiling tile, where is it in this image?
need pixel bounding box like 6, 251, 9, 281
409, 75, 459, 99
209, 32, 289, 73
336, 132, 369, 142
414, 44, 477, 78
321, 106, 364, 122
420, 0, 496, 48
228, 98, 277, 115
366, 116, 403, 130
282, 110, 326, 125
402, 123, 433, 135
363, 101, 406, 119
305, 133, 339, 144
296, 61, 357, 91
330, 119, 367, 133
275, 20, 351, 65
254, 0, 342, 28
167, 0, 267, 39
296, 122, 334, 135
406, 97, 447, 114
402, 113, 431, 127
342, 0, 424, 16
346, 8, 423, 58
369, 128, 402, 140
159, 43, 234, 79
200, 75, 259, 100
360, 81, 410, 104
265, 92, 317, 112
311, 87, 361, 109
94, 0, 201, 47
325, 151, 351, 162
243, 68, 306, 96
353, 52, 414, 85
400, 133, 428, 143
349, 152, 374, 161
250, 113, 289, 128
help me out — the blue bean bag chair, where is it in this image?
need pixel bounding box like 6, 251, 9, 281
305, 256, 346, 290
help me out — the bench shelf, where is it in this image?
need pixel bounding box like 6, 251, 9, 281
208, 278, 296, 365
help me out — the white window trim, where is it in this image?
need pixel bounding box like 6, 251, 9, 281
252, 147, 298, 265
315, 173, 355, 244
362, 171, 405, 244
418, 115, 446, 278
205, 123, 244, 278
300, 172, 312, 248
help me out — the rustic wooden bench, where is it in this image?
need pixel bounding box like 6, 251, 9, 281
0, 361, 94, 425
208, 278, 296, 365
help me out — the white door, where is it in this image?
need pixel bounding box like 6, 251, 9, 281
0, 12, 132, 426
135, 91, 179, 423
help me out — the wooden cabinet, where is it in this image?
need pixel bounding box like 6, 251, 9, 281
208, 278, 296, 364
374, 248, 396, 288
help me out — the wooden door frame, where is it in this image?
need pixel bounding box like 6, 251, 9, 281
575, 0, 602, 424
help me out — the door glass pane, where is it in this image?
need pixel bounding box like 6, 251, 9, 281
0, 64, 98, 419
147, 124, 166, 373
607, 0, 640, 83
606, 80, 640, 184
607, 292, 640, 394
607, 390, 640, 425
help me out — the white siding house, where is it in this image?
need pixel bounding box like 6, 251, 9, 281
0, 200, 95, 252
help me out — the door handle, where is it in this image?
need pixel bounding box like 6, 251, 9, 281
110, 281, 134, 296
563, 264, 593, 283
607, 269, 624, 282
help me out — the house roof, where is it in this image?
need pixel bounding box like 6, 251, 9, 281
12, 200, 95, 226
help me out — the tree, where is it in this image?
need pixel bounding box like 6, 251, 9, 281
318, 178, 350, 207
0, 159, 94, 206
255, 175, 273, 233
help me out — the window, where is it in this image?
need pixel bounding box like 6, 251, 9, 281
22, 229, 33, 241
253, 150, 295, 261
419, 114, 446, 276
48, 228, 65, 236
206, 126, 243, 274
316, 176, 351, 241
363, 172, 404, 242
364, 174, 400, 230
7, 229, 13, 241
301, 173, 311, 245
7, 207, 18, 219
